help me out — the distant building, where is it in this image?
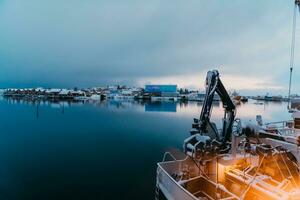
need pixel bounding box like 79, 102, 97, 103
145, 85, 178, 101
145, 85, 177, 93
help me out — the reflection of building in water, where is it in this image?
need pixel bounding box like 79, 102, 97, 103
145, 102, 177, 112
144, 85, 179, 101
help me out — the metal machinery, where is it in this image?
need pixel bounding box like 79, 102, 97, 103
156, 70, 300, 200
184, 70, 236, 158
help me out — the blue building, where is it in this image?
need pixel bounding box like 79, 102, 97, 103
144, 85, 178, 101
145, 85, 177, 93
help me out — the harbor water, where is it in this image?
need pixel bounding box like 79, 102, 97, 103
0, 97, 292, 200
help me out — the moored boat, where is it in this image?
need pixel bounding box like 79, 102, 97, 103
156, 70, 300, 200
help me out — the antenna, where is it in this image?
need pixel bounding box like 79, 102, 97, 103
288, 0, 300, 110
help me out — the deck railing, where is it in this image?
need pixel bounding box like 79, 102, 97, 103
156, 158, 240, 200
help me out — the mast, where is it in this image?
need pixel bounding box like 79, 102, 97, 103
288, 0, 300, 109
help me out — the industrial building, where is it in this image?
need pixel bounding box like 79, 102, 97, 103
144, 85, 179, 101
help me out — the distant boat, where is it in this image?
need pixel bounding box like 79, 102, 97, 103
264, 95, 283, 101
232, 94, 248, 104
113, 94, 134, 100
74, 96, 89, 101
151, 96, 178, 102
240, 96, 248, 102
90, 94, 101, 100
253, 95, 284, 102
188, 92, 220, 102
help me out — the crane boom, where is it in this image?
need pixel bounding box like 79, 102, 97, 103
198, 70, 236, 145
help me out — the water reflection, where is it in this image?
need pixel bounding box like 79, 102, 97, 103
145, 101, 177, 112
0, 97, 294, 200
2, 97, 292, 124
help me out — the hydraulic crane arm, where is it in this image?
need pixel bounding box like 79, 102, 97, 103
199, 70, 236, 144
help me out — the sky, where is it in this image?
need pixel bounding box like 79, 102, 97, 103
0, 0, 299, 95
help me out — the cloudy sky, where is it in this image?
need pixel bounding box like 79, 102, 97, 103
0, 0, 299, 95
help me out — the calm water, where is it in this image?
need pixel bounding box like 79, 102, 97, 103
0, 97, 292, 200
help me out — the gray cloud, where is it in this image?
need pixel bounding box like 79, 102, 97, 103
0, 0, 299, 94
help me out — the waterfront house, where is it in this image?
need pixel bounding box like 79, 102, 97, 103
45, 89, 62, 99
